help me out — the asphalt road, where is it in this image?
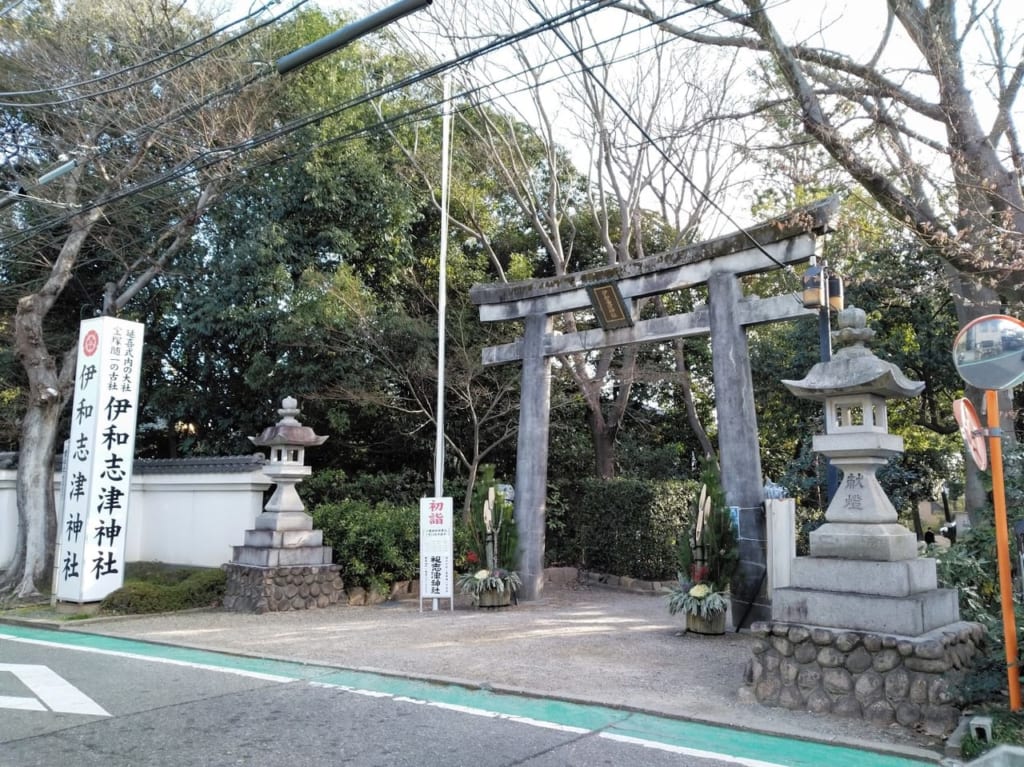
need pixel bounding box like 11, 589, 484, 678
0, 625, 935, 767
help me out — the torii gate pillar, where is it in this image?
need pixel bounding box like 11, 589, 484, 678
515, 313, 553, 601
709, 272, 767, 618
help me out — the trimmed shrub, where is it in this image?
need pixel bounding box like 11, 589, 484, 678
564, 478, 695, 580
99, 566, 226, 614
100, 581, 182, 614
178, 568, 229, 607
303, 468, 427, 509
312, 499, 419, 591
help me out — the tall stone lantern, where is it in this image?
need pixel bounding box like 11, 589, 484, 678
784, 307, 928, 573
740, 307, 983, 735
223, 397, 343, 612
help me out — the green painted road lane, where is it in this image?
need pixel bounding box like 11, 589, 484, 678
0, 624, 937, 767
1, 623, 333, 681
605, 711, 930, 767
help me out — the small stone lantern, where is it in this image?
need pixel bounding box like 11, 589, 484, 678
783, 307, 923, 561
249, 396, 327, 519
224, 397, 343, 613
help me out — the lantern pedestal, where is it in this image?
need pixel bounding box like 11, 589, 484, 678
222, 563, 343, 614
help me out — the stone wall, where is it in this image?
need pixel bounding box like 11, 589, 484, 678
740, 620, 986, 736
223, 563, 344, 613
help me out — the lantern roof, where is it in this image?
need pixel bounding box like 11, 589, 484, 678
782, 306, 924, 401
249, 397, 328, 448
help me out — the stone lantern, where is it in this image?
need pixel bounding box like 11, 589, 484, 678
783, 307, 924, 565
249, 396, 327, 520
224, 397, 343, 612
739, 307, 982, 735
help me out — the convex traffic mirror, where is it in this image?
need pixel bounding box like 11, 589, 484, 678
953, 314, 1024, 391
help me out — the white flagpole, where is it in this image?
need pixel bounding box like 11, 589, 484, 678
433, 75, 452, 499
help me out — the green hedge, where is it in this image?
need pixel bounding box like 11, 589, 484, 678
99, 566, 226, 614
306, 473, 694, 588
302, 468, 429, 509
556, 478, 695, 580
312, 499, 420, 591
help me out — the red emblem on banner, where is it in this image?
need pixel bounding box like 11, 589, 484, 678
82, 329, 99, 357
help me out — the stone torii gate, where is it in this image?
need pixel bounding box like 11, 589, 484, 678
469, 198, 838, 616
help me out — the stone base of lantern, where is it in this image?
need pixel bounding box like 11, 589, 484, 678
740, 620, 985, 736
791, 557, 938, 596
231, 511, 334, 567
809, 521, 919, 561
223, 563, 344, 613
774, 556, 960, 635
772, 586, 960, 635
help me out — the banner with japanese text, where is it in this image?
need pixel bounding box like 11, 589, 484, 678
56, 317, 144, 603
419, 497, 453, 600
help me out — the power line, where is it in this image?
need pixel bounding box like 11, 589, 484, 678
523, 0, 803, 277
0, 0, 309, 107
0, 7, 791, 329
0, 0, 762, 258
0, 0, 617, 244
0, 0, 26, 19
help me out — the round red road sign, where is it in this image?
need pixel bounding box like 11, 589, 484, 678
953, 397, 988, 471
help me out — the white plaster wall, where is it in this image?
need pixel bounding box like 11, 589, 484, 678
0, 468, 271, 571
0, 469, 16, 571
125, 473, 270, 566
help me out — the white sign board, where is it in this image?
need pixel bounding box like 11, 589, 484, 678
56, 317, 144, 603
419, 496, 453, 606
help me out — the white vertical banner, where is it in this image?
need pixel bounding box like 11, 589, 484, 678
56, 317, 144, 603
419, 497, 453, 607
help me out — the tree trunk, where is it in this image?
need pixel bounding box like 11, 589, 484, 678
462, 458, 481, 523
588, 408, 617, 480
1, 400, 63, 598
670, 337, 715, 458
2, 210, 99, 600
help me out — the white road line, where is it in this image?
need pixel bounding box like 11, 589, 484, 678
601, 732, 790, 767
0, 695, 46, 711
0, 632, 867, 767
0, 664, 109, 716
0, 633, 296, 683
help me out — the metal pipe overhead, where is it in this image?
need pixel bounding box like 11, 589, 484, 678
277, 0, 432, 75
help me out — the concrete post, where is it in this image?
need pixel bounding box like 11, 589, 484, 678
514, 313, 553, 601
765, 498, 796, 592
708, 273, 767, 623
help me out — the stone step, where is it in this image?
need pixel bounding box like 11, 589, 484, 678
789, 557, 937, 597
771, 586, 960, 635
231, 544, 333, 567
809, 521, 918, 561
242, 529, 323, 548
252, 511, 314, 532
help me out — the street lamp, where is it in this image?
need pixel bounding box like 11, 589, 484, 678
801, 263, 844, 356
801, 263, 825, 310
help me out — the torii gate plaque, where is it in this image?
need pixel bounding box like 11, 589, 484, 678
470, 198, 838, 619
